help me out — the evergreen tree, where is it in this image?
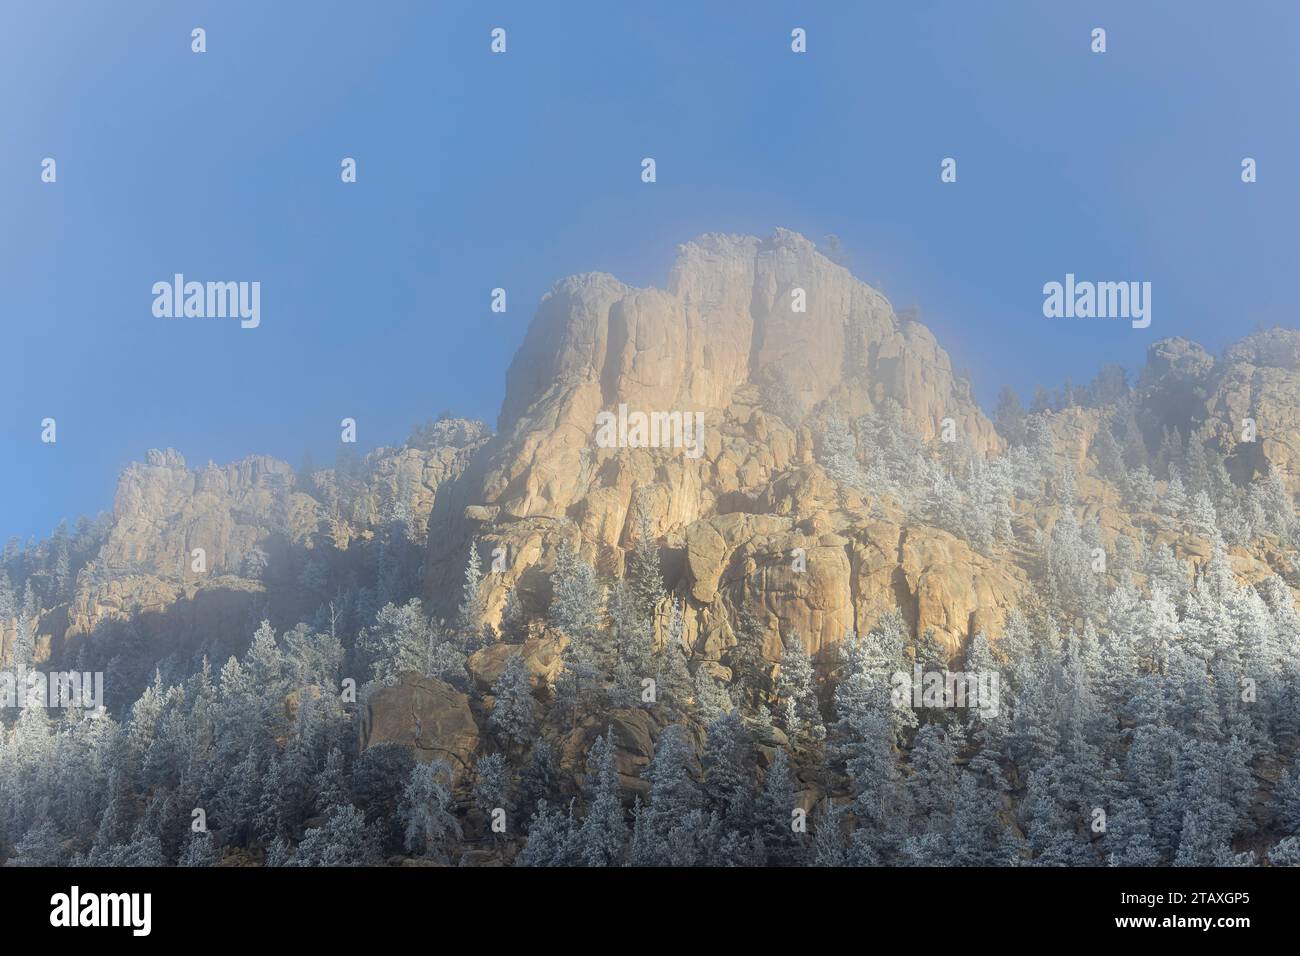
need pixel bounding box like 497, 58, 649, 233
549, 538, 601, 642
1268, 837, 1300, 867
756, 746, 800, 866
456, 542, 485, 641
473, 753, 513, 840
359, 599, 437, 686
819, 417, 868, 496
703, 710, 753, 827
908, 724, 958, 827
809, 799, 847, 866
498, 587, 528, 643
776, 637, 824, 740
607, 579, 657, 706
627, 500, 665, 623
517, 800, 576, 867
728, 605, 772, 706
1093, 426, 1125, 483
552, 539, 604, 723
313, 747, 351, 813
1164, 470, 1189, 519
1105, 797, 1161, 866
489, 652, 536, 747
292, 804, 372, 867
654, 599, 695, 720
1271, 762, 1300, 835
1190, 490, 1220, 541
179, 831, 219, 867
632, 725, 703, 865
519, 740, 560, 814
949, 769, 1011, 866
577, 731, 627, 866
692, 666, 734, 724
400, 760, 462, 861
9, 819, 64, 866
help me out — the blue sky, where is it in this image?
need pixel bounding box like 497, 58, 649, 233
2, 0, 1296, 542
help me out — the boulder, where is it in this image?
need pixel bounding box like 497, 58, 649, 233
361, 673, 480, 777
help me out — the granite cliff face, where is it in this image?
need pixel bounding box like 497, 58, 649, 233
28, 423, 488, 668
423, 230, 1004, 663
1150, 330, 1300, 491
419, 232, 1297, 673
8, 230, 1299, 693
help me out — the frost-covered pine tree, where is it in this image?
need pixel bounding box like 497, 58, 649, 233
1044, 507, 1102, 623
1272, 761, 1300, 835
178, 830, 219, 867
1144, 543, 1190, 602
1189, 489, 1220, 541
1268, 837, 1300, 867
755, 746, 800, 866
727, 604, 771, 706
776, 636, 823, 741
1183, 432, 1214, 497
1093, 426, 1125, 482
1021, 764, 1088, 865
291, 804, 372, 867
400, 759, 461, 861
489, 652, 536, 747
498, 587, 528, 643
359, 598, 434, 687
552, 538, 604, 723
627, 500, 665, 624
519, 739, 560, 812
1132, 583, 1180, 673
577, 731, 627, 866
1104, 797, 1160, 866
455, 542, 485, 639
1124, 464, 1156, 508
607, 579, 656, 706
819, 416, 868, 497
214, 747, 261, 846
835, 613, 917, 744
964, 629, 1008, 744
549, 538, 601, 641
517, 799, 575, 867
692, 666, 734, 724
633, 724, 702, 865
949, 769, 1010, 866
473, 753, 512, 840
653, 599, 694, 720
702, 709, 752, 827
313, 747, 351, 813
908, 723, 958, 826
921, 469, 966, 540
1164, 469, 1189, 519
8, 819, 64, 867
809, 798, 847, 866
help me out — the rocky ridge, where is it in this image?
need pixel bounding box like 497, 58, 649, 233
5, 229, 1299, 774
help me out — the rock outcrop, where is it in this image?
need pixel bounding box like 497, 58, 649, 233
1202, 329, 1300, 489
12, 230, 1300, 697
421, 232, 1299, 667
425, 230, 1013, 659
360, 674, 480, 777
44, 421, 488, 666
